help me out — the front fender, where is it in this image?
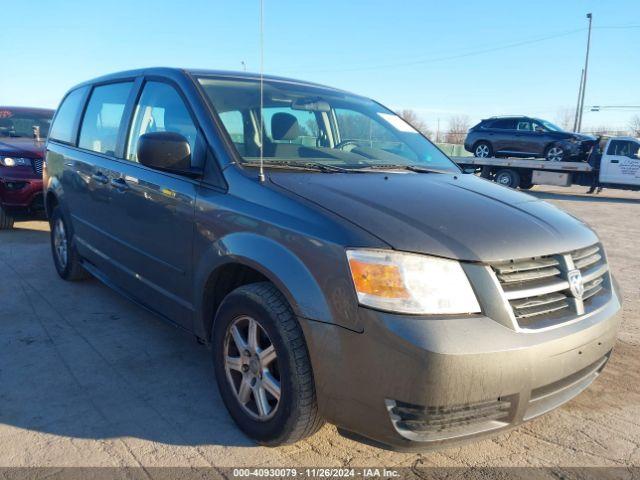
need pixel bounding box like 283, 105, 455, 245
193, 232, 336, 338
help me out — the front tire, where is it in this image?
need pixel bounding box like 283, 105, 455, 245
473, 141, 493, 158
0, 206, 14, 230
212, 282, 323, 446
50, 206, 90, 281
545, 144, 565, 162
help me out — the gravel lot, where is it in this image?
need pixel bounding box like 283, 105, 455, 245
0, 185, 638, 471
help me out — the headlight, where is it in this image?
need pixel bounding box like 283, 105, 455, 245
1, 157, 32, 167
346, 249, 481, 315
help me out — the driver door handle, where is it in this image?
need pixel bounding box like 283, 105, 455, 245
91, 171, 108, 184
110, 177, 130, 191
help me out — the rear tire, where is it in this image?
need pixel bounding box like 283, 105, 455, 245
50, 206, 90, 281
473, 141, 493, 158
0, 206, 14, 230
494, 169, 521, 189
212, 282, 324, 446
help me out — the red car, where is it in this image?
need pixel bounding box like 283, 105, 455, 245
0, 106, 54, 229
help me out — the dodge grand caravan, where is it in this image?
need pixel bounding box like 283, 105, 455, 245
43, 68, 621, 451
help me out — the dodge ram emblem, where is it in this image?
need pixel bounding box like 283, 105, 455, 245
568, 269, 584, 299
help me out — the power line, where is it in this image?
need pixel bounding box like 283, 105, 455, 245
284, 24, 640, 75
298, 28, 587, 74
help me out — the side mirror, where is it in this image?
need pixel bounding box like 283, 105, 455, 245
137, 131, 196, 175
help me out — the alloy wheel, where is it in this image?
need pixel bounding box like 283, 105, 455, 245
547, 146, 564, 161
475, 144, 490, 157
224, 315, 281, 421
53, 219, 68, 268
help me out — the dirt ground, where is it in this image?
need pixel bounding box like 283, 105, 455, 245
0, 185, 638, 471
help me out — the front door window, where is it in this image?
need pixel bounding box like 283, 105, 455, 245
126, 82, 199, 163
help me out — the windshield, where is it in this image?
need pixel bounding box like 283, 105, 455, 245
540, 120, 564, 132
197, 77, 458, 172
0, 108, 52, 138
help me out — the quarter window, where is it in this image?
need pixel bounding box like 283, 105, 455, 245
78, 82, 133, 155
126, 82, 198, 162
491, 119, 516, 129
218, 110, 245, 155
49, 87, 87, 144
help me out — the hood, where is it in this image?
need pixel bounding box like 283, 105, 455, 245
269, 171, 598, 262
566, 132, 597, 142
0, 137, 45, 158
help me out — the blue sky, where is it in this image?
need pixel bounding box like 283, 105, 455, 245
1, 0, 638, 132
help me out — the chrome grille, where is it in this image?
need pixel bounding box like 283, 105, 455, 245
490, 244, 610, 329
32, 158, 43, 176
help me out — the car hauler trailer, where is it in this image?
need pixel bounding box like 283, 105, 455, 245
452, 136, 640, 192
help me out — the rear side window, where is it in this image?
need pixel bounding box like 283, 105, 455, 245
79, 82, 133, 156
49, 87, 87, 144
516, 120, 532, 131
491, 119, 517, 129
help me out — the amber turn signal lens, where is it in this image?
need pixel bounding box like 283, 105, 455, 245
348, 258, 409, 299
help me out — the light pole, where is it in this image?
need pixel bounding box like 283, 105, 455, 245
576, 13, 593, 132
573, 68, 584, 132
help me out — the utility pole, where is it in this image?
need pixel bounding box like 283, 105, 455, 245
576, 13, 593, 132
573, 68, 584, 132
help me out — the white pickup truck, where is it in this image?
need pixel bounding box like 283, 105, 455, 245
453, 136, 640, 191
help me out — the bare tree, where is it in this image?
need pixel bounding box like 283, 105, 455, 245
555, 108, 575, 131
397, 109, 433, 139
445, 115, 470, 144
629, 115, 640, 137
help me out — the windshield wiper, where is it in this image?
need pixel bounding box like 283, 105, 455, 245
363, 164, 456, 174
244, 161, 360, 173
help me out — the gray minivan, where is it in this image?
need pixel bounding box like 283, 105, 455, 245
43, 68, 621, 451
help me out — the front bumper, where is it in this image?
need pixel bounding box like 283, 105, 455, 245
564, 140, 595, 160
0, 168, 43, 212
301, 283, 621, 451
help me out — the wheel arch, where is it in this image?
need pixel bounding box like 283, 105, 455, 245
544, 141, 566, 153
194, 232, 333, 342
44, 176, 65, 220
45, 190, 59, 219
473, 139, 493, 151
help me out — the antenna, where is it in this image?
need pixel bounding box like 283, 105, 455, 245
258, 0, 266, 182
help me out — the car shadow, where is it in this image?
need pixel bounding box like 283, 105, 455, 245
527, 190, 640, 204
0, 226, 255, 448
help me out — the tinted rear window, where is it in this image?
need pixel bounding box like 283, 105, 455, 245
49, 87, 87, 144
